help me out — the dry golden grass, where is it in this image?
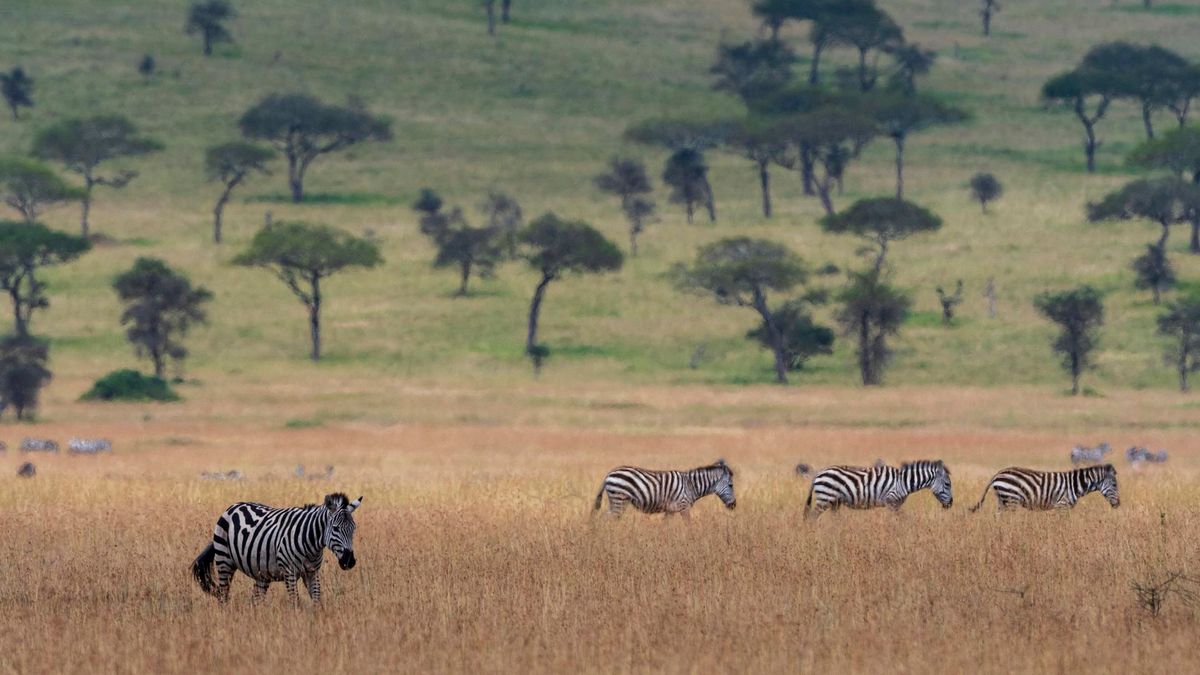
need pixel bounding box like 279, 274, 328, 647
2, 391, 1198, 673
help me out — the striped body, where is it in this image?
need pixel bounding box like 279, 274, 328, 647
803, 460, 952, 518
192, 493, 361, 605
970, 465, 1119, 512
593, 460, 736, 518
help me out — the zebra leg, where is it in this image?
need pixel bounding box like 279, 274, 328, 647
605, 496, 627, 519
251, 580, 270, 605
303, 571, 321, 605
284, 573, 301, 607
215, 558, 235, 604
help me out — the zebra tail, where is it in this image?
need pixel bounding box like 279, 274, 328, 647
968, 479, 996, 513
803, 483, 815, 519
192, 543, 219, 596
592, 481, 606, 513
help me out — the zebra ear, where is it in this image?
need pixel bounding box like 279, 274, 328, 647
348, 496, 363, 512
323, 493, 346, 511
715, 458, 726, 466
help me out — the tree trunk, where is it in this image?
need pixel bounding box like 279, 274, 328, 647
152, 347, 166, 380
457, 260, 471, 296
704, 183, 717, 223
893, 136, 905, 199
501, 0, 511, 22
858, 310, 872, 386
309, 274, 321, 361
526, 274, 552, 371
629, 228, 638, 257
758, 159, 771, 218
80, 178, 94, 238
800, 145, 815, 196
203, 30, 213, 56
1190, 218, 1199, 254
809, 44, 823, 86
1141, 101, 1156, 140
753, 292, 788, 385
685, 201, 694, 225
8, 285, 26, 338
982, 8, 992, 36
1182, 352, 1190, 392
1083, 121, 1097, 174
213, 181, 236, 244
857, 49, 870, 91
873, 238, 889, 275
1158, 222, 1170, 250
486, 1, 496, 35
816, 179, 835, 216
1070, 351, 1080, 396
287, 153, 305, 203
1152, 284, 1162, 305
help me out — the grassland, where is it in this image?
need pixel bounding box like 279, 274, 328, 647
3, 1, 1200, 672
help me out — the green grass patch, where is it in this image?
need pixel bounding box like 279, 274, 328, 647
80, 369, 180, 402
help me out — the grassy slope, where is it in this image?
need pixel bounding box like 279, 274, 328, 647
1, 0, 1200, 405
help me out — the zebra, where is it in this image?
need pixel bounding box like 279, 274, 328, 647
192, 493, 362, 605
799, 460, 953, 519
1126, 447, 1168, 465
19, 437, 57, 451
592, 459, 735, 518
969, 465, 1120, 512
1070, 442, 1111, 466
68, 438, 112, 454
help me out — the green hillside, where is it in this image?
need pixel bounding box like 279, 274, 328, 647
2, 0, 1200, 399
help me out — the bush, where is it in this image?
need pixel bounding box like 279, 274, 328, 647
81, 369, 179, 402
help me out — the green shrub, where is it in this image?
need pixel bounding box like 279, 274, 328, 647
81, 369, 179, 402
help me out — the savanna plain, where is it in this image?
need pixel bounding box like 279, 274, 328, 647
3, 0, 1200, 672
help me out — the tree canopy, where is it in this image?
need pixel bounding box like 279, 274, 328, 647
0, 158, 84, 223
968, 172, 1003, 213
595, 157, 656, 255
239, 93, 392, 202
31, 115, 164, 236
0, 67, 33, 120
1157, 296, 1200, 391
1087, 176, 1200, 249
1035, 285, 1104, 395
835, 270, 910, 386
186, 1, 236, 56
867, 93, 967, 197
710, 39, 797, 104
0, 334, 51, 420
821, 197, 942, 272
1127, 126, 1200, 183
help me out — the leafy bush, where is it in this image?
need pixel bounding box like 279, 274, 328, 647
81, 369, 179, 402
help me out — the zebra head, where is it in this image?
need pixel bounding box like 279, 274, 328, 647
924, 460, 953, 509
711, 459, 736, 510
323, 493, 362, 570
1095, 464, 1120, 508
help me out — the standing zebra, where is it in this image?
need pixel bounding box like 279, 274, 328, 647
969, 465, 1119, 512
593, 459, 736, 518
799, 460, 952, 519
192, 493, 362, 605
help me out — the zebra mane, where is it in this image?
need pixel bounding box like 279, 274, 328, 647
318, 492, 352, 510
900, 460, 948, 476
699, 459, 733, 477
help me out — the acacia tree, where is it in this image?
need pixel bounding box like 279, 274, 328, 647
836, 270, 910, 386
0, 158, 83, 222
186, 1, 236, 56
239, 94, 392, 203
0, 334, 51, 420
774, 106, 877, 214
723, 117, 786, 218
663, 148, 716, 224
518, 214, 623, 373
805, 0, 878, 86
1087, 177, 1200, 250
1081, 42, 1191, 140
234, 221, 382, 361
868, 93, 967, 197
0, 221, 91, 337
0, 67, 33, 120
1132, 243, 1175, 305
746, 296, 834, 373
827, 5, 903, 91
594, 157, 656, 255
673, 237, 811, 384
821, 197, 942, 273
32, 116, 164, 237
1157, 297, 1200, 391
1035, 286, 1104, 396
204, 141, 274, 243
888, 43, 936, 94
411, 190, 505, 296
969, 172, 1003, 214
479, 190, 523, 257
1128, 126, 1200, 184
113, 258, 213, 379
1042, 68, 1117, 173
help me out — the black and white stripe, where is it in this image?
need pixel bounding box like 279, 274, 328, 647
192, 492, 362, 605
592, 460, 736, 518
969, 465, 1120, 512
801, 460, 953, 518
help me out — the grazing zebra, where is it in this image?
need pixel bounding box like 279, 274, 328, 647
592, 459, 736, 518
192, 493, 362, 605
1126, 447, 1169, 465
800, 460, 953, 519
1070, 442, 1111, 466
68, 438, 113, 454
969, 465, 1119, 512
20, 438, 58, 453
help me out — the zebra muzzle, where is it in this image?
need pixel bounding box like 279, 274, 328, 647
338, 551, 357, 570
